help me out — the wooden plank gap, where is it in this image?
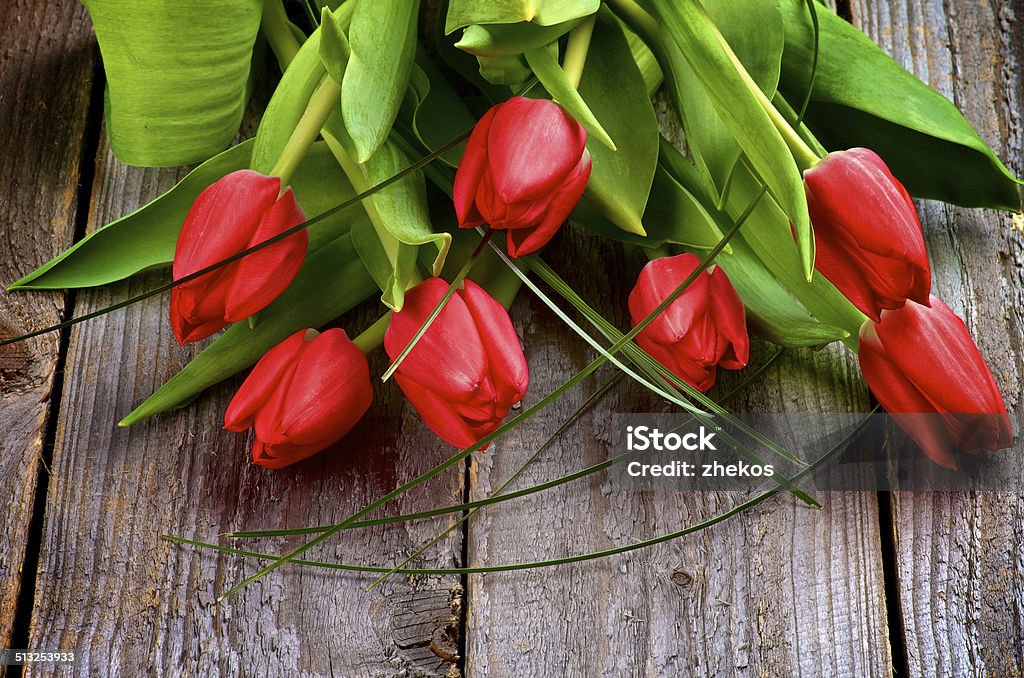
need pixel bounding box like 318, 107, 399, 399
5, 44, 106, 674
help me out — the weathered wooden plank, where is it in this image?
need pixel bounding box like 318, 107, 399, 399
0, 0, 95, 654
25, 136, 466, 675
849, 0, 1024, 675
463, 221, 892, 675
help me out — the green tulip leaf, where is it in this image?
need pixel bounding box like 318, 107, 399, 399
401, 48, 478, 168
319, 3, 355, 85
82, 0, 263, 167
455, 18, 582, 56
715, 235, 849, 348
778, 0, 1021, 210
342, 0, 420, 163
572, 165, 727, 251
118, 233, 378, 426
523, 43, 617, 151
670, 0, 785, 201
9, 142, 360, 290
445, 0, 599, 33
651, 0, 814, 279
574, 7, 658, 236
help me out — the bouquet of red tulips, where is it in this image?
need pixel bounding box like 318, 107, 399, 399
7, 0, 1019, 588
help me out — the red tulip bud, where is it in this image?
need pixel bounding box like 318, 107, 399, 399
171, 169, 308, 344
628, 253, 749, 392
385, 278, 529, 449
804, 148, 931, 321
858, 296, 1012, 469
224, 328, 373, 469
453, 97, 592, 257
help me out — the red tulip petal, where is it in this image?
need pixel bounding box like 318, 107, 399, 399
875, 297, 1008, 417
223, 189, 307, 322
505, 153, 591, 257
454, 105, 498, 228
396, 373, 482, 449
224, 329, 308, 431
486, 97, 587, 203
461, 279, 529, 404
173, 170, 280, 279
385, 278, 489, 403
273, 329, 373, 447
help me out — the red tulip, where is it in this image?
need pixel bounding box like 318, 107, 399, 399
453, 96, 591, 257
171, 169, 308, 344
628, 253, 749, 392
224, 328, 373, 469
385, 277, 529, 449
858, 296, 1012, 469
804, 147, 931, 321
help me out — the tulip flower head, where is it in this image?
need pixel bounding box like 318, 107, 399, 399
628, 253, 749, 392
858, 296, 1012, 469
171, 169, 308, 344
453, 96, 592, 257
385, 277, 529, 449
804, 148, 931, 321
224, 328, 373, 469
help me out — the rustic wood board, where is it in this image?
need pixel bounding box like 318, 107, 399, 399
0, 0, 95, 655
24, 133, 466, 675
848, 1, 1024, 674
463, 226, 892, 676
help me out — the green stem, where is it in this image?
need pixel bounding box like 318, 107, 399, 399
261, 0, 300, 70
352, 313, 390, 353
269, 76, 341, 186
606, 0, 660, 42
644, 244, 671, 261
561, 14, 597, 89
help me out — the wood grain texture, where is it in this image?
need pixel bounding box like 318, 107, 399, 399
463, 223, 892, 677
25, 131, 466, 676
848, 0, 1024, 675
0, 0, 95, 653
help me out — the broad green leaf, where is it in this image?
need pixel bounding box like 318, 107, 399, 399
456, 18, 582, 56
620, 18, 662, 96
572, 165, 726, 250
82, 0, 262, 167
714, 235, 848, 347
651, 0, 814, 279
574, 8, 658, 236
434, 0, 514, 102
402, 48, 478, 168
9, 142, 361, 290
523, 44, 617, 150
670, 0, 785, 200
119, 233, 378, 426
778, 0, 1021, 210
342, 0, 420, 162
445, 0, 599, 32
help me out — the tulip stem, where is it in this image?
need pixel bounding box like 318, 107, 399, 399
270, 75, 341, 187
352, 313, 391, 353
562, 14, 597, 89
261, 0, 299, 70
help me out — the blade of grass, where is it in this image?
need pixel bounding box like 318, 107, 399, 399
227, 347, 784, 538
166, 405, 869, 577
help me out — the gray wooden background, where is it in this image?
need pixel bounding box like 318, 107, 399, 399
1, 1, 1021, 676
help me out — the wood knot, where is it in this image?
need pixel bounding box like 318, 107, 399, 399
671, 570, 694, 588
